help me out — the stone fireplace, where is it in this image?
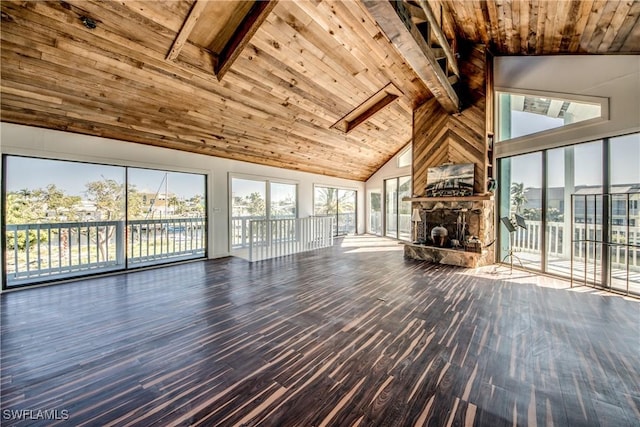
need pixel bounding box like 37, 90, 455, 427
405, 43, 495, 268
403, 196, 495, 268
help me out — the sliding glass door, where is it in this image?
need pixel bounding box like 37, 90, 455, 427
385, 179, 397, 238
498, 153, 543, 270
544, 142, 603, 278
230, 177, 298, 251
384, 176, 411, 240
314, 186, 356, 236
608, 134, 640, 294
369, 192, 382, 236
3, 156, 206, 288
231, 178, 267, 250
498, 132, 639, 295
127, 168, 206, 267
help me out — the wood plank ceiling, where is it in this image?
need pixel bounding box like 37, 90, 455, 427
0, 0, 430, 181
431, 0, 640, 54
1, 1, 639, 181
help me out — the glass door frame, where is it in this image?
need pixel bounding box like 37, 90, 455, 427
228, 173, 299, 251
313, 184, 358, 237
497, 134, 640, 295
2, 155, 208, 290
383, 176, 412, 241
369, 191, 382, 236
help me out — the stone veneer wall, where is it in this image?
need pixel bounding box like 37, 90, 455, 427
408, 199, 494, 268
404, 244, 494, 268
415, 200, 494, 246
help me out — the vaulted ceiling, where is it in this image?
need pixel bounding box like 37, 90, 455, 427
433, 0, 640, 55
1, 1, 639, 181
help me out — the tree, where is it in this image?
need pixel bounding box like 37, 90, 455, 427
547, 207, 563, 222
127, 186, 144, 219
167, 195, 185, 216
85, 179, 125, 220
522, 207, 541, 221
40, 184, 82, 221
186, 195, 205, 217
84, 179, 127, 261
315, 187, 337, 215
245, 192, 266, 216
510, 182, 527, 214
6, 185, 81, 250
6, 185, 81, 224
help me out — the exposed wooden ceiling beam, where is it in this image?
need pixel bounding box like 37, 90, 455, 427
362, 0, 460, 114
215, 0, 279, 81
166, 0, 209, 61
416, 0, 460, 78
346, 92, 398, 132
331, 82, 403, 133
402, 1, 427, 23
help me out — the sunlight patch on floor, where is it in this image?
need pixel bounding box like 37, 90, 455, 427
472, 264, 639, 301
340, 235, 405, 253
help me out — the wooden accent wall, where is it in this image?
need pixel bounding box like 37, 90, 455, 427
412, 43, 488, 196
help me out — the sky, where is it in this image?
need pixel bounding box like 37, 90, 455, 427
231, 178, 296, 203
5, 156, 205, 199
6, 158, 297, 204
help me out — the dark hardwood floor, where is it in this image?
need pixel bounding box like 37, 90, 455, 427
1, 236, 639, 426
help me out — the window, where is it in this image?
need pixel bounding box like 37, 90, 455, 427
497, 132, 639, 295
385, 179, 397, 238
384, 176, 411, 240
314, 186, 356, 236
4, 156, 207, 288
230, 177, 297, 249
543, 142, 603, 278
608, 133, 640, 294
270, 182, 297, 219
498, 153, 542, 270
397, 145, 412, 168
369, 192, 382, 236
127, 168, 206, 268
496, 90, 605, 142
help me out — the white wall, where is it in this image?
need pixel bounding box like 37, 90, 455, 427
0, 123, 365, 267
494, 55, 640, 157
364, 144, 412, 234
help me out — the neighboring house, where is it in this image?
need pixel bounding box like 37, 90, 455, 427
523, 185, 640, 226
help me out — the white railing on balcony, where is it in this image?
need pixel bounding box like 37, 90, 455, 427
231, 215, 268, 248
6, 221, 125, 285
511, 220, 639, 269
127, 218, 206, 266
5, 217, 205, 286
233, 213, 355, 248
248, 216, 334, 262
335, 212, 356, 236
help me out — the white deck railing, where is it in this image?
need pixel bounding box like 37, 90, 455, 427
512, 220, 639, 268
233, 213, 355, 248
5, 217, 205, 286
231, 215, 268, 248
248, 216, 334, 262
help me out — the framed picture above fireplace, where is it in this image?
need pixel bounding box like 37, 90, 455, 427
425, 163, 475, 197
